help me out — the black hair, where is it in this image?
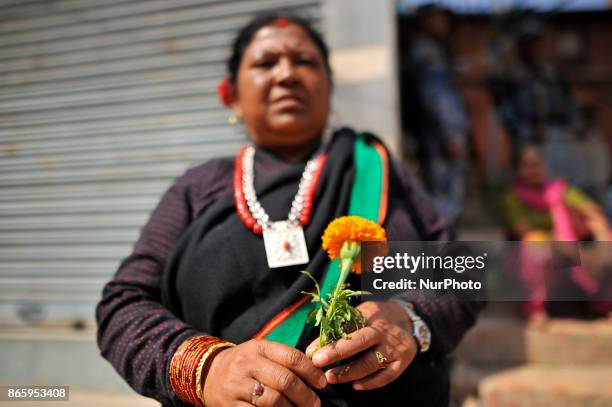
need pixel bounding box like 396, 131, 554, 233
416, 3, 450, 18
227, 13, 332, 85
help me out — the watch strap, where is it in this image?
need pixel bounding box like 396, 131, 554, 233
391, 298, 431, 353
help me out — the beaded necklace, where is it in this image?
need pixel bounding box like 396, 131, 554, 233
233, 145, 327, 268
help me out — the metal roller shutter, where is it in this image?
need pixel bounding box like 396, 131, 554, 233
0, 0, 322, 327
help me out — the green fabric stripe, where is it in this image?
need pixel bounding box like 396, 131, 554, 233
264, 136, 383, 346
349, 136, 383, 220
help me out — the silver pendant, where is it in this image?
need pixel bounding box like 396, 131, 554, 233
262, 221, 310, 268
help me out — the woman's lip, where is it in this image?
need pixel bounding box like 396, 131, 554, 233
273, 94, 304, 103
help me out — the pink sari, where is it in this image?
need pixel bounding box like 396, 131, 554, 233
514, 179, 598, 314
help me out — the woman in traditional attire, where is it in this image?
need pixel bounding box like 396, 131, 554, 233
503, 145, 609, 243
96, 13, 483, 407
502, 145, 610, 322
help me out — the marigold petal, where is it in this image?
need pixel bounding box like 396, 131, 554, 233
321, 216, 386, 266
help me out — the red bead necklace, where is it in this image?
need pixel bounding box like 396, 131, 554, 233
233, 146, 327, 235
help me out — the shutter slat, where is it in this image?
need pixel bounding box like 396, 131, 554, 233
0, 0, 322, 327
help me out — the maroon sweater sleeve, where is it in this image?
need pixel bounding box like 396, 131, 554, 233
95, 161, 230, 406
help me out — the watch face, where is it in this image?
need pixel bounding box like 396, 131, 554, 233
415, 321, 431, 351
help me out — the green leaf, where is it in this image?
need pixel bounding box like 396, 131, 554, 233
320, 297, 329, 309
300, 291, 321, 303
344, 290, 371, 297
300, 270, 322, 295
315, 307, 323, 327
306, 307, 317, 324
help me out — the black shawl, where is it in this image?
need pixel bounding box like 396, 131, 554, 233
162, 128, 356, 343
161, 128, 449, 406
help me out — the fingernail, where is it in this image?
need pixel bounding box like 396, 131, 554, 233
314, 398, 321, 407
318, 375, 327, 389
313, 352, 328, 366
325, 370, 336, 384
353, 382, 364, 391
306, 347, 316, 359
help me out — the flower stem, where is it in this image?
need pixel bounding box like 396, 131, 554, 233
320, 241, 360, 347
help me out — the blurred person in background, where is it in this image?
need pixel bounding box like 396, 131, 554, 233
502, 145, 611, 324
607, 185, 612, 221
96, 13, 483, 407
489, 14, 583, 184
502, 145, 609, 242
574, 104, 611, 206
403, 3, 470, 231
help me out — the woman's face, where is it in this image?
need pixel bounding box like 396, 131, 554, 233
518, 147, 547, 187
232, 23, 331, 151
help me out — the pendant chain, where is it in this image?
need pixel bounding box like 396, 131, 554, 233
234, 145, 327, 235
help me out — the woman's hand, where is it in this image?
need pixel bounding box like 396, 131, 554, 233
203, 339, 326, 407
582, 203, 612, 241
305, 300, 417, 391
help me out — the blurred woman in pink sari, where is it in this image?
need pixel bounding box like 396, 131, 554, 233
502, 145, 611, 324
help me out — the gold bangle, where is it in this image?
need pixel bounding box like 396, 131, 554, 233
196, 342, 235, 405
169, 335, 223, 406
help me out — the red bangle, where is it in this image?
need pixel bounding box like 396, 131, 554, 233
169, 335, 230, 407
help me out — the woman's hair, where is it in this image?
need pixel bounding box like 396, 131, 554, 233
227, 13, 332, 84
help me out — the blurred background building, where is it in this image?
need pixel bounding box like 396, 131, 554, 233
1, 0, 611, 406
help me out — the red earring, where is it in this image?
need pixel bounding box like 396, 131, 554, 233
217, 77, 233, 107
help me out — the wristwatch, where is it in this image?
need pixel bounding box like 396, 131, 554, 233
392, 299, 431, 353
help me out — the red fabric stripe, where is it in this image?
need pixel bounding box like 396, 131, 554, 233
373, 142, 389, 225
252, 295, 311, 339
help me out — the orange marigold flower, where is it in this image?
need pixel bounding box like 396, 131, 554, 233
322, 216, 386, 274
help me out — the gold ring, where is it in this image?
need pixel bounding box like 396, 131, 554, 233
375, 351, 388, 370
341, 363, 351, 376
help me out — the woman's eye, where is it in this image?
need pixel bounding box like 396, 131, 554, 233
254, 59, 276, 68
297, 58, 317, 66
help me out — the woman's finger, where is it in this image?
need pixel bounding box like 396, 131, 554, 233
255, 340, 326, 390
305, 337, 320, 359
311, 326, 381, 368
352, 360, 404, 391
239, 379, 293, 407
325, 345, 394, 384
251, 358, 321, 407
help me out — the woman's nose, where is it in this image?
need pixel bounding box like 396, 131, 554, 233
274, 58, 298, 84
